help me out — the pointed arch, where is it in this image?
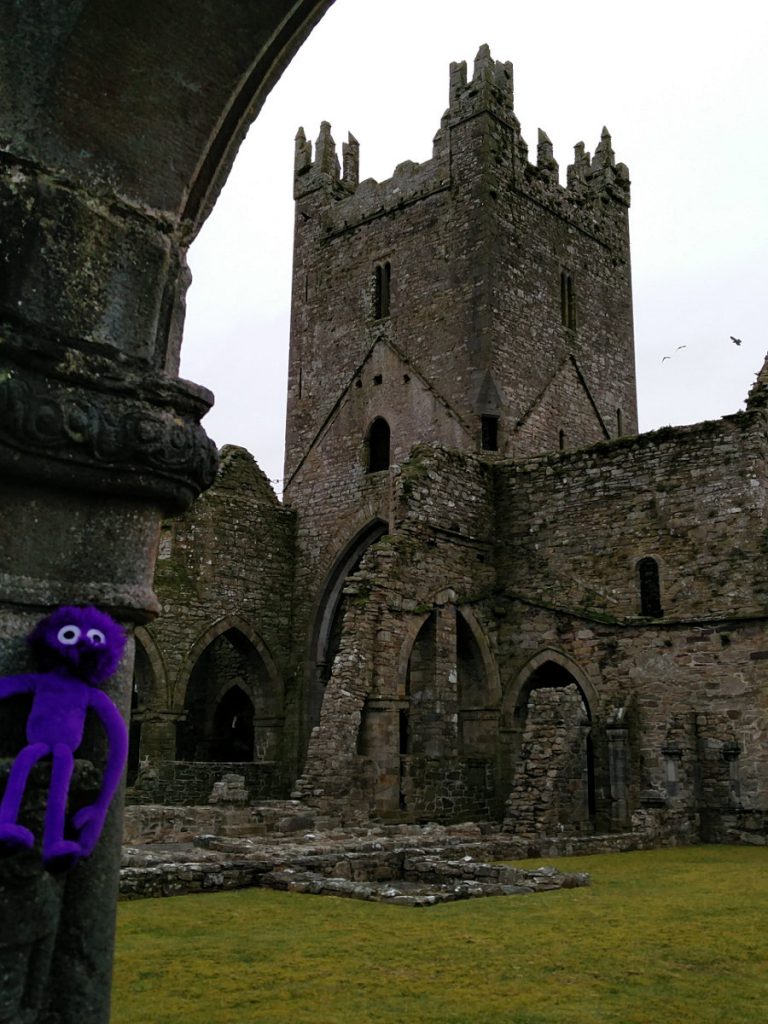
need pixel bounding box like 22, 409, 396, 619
503, 648, 600, 836
174, 615, 283, 764
366, 417, 391, 472
134, 626, 169, 706
308, 517, 388, 731
504, 647, 599, 722
173, 613, 280, 710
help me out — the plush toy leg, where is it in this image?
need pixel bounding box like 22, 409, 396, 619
42, 744, 81, 871
0, 741, 49, 849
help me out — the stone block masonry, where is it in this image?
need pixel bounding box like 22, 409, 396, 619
131, 46, 768, 852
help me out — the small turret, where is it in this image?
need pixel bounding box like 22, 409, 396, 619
294, 127, 311, 176
294, 121, 349, 199
567, 130, 630, 204
342, 132, 359, 188
567, 141, 592, 190
445, 44, 515, 122
537, 129, 559, 182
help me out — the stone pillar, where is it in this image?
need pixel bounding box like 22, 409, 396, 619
357, 698, 402, 816
433, 604, 459, 757
0, 158, 216, 1024
607, 724, 630, 827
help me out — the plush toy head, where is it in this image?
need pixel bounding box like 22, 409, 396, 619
28, 605, 127, 684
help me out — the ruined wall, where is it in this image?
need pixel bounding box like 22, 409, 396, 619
130, 445, 297, 788
497, 411, 768, 620
294, 412, 768, 840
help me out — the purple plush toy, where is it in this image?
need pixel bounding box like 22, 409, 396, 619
0, 606, 128, 870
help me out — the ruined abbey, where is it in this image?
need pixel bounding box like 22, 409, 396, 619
127, 47, 768, 848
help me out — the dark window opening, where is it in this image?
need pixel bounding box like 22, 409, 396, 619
211, 686, 255, 761
367, 417, 391, 472
373, 373, 382, 385
559, 429, 566, 451
399, 709, 410, 756
481, 415, 499, 451
561, 270, 575, 329
616, 408, 623, 436
638, 556, 663, 617
374, 261, 391, 319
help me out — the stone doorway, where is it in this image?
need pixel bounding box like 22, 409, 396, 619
504, 659, 596, 840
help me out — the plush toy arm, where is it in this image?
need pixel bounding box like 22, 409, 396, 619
0, 675, 34, 700
71, 688, 128, 856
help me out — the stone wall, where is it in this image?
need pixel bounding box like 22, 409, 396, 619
129, 445, 297, 780
126, 760, 288, 807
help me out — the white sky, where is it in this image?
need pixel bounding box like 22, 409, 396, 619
181, 0, 768, 490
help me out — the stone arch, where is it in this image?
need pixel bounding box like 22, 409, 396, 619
359, 595, 501, 818
308, 517, 388, 732
134, 626, 169, 706
128, 627, 169, 783
173, 613, 280, 709
210, 684, 256, 762
502, 648, 600, 837
366, 417, 391, 472
174, 615, 283, 764
504, 647, 599, 722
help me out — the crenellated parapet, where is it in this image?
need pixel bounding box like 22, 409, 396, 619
294, 122, 360, 199
446, 43, 515, 122
293, 46, 631, 247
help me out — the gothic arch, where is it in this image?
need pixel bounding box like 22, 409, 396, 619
134, 626, 169, 707
502, 648, 601, 835
504, 647, 599, 722
175, 615, 283, 763
456, 605, 501, 707
308, 517, 388, 729
173, 613, 280, 712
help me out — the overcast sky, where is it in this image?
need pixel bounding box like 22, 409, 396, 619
180, 0, 768, 490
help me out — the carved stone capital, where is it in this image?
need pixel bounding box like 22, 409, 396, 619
0, 331, 218, 511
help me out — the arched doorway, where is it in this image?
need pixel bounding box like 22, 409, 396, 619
357, 602, 500, 820
309, 518, 387, 732
211, 685, 256, 761
176, 626, 281, 763
504, 655, 598, 838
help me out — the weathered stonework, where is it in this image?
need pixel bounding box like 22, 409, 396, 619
134, 48, 768, 856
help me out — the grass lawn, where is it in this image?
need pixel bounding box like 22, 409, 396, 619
113, 845, 768, 1024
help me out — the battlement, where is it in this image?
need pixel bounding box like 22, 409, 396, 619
294, 122, 360, 199
447, 43, 515, 120
293, 47, 630, 243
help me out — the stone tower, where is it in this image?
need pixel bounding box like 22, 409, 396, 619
283, 46, 639, 747
284, 44, 637, 493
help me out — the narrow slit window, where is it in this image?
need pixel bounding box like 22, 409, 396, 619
560, 270, 575, 329
367, 417, 390, 472
616, 408, 623, 436
481, 415, 499, 452
638, 557, 663, 617
559, 428, 566, 451
374, 261, 391, 319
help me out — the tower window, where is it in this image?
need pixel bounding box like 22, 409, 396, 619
638, 557, 663, 617
560, 270, 576, 329
480, 415, 499, 452
374, 262, 391, 319
558, 429, 566, 451
367, 417, 390, 472
616, 408, 623, 436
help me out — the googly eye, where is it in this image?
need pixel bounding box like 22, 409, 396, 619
86, 628, 106, 646
57, 625, 81, 646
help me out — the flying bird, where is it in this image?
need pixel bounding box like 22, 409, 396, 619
731, 336, 742, 346
661, 345, 687, 363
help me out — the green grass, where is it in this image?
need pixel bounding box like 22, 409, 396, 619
113, 845, 768, 1024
